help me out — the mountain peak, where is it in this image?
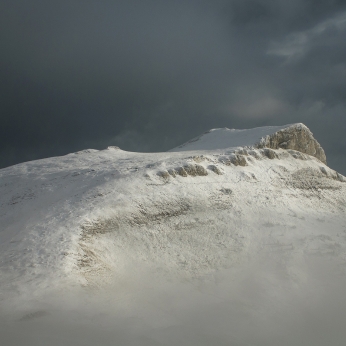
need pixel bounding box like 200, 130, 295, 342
170, 123, 326, 164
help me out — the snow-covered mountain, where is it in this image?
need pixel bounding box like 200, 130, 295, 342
0, 123, 346, 345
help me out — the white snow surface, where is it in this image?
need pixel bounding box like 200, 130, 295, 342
0, 124, 346, 345
169, 123, 298, 151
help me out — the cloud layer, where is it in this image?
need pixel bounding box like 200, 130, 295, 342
1, 1, 346, 173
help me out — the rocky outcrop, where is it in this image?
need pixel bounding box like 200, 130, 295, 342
256, 123, 326, 164
183, 164, 208, 176
157, 164, 208, 179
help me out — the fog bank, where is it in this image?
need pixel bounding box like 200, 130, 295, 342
1, 250, 345, 346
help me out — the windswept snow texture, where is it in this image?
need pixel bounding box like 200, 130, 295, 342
0, 124, 346, 345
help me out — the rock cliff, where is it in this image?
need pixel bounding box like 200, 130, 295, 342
256, 123, 326, 164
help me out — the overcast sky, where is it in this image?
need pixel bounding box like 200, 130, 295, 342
1, 0, 346, 173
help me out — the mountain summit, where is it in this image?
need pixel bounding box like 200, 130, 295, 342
170, 123, 326, 163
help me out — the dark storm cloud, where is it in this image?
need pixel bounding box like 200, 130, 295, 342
1, 0, 346, 173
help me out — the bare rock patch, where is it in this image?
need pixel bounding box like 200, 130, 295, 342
208, 165, 223, 175
176, 167, 188, 177
230, 154, 247, 166
184, 164, 208, 176
262, 148, 278, 160
157, 171, 170, 179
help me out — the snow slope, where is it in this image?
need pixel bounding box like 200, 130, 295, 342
0, 123, 345, 327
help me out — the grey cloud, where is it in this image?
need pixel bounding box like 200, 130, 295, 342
268, 11, 346, 60
1, 0, 346, 174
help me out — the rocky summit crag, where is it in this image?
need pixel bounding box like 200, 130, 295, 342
256, 123, 326, 164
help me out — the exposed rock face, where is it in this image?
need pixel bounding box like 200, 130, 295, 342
230, 154, 247, 166
208, 165, 223, 175
157, 171, 171, 179
262, 148, 278, 160
256, 123, 326, 164
183, 164, 208, 176
176, 167, 188, 177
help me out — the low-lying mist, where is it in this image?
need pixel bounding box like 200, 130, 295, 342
1, 248, 345, 346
